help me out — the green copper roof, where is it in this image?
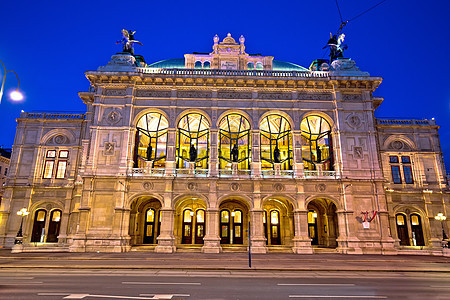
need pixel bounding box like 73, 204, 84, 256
147, 58, 308, 71
272, 60, 308, 71
148, 58, 185, 68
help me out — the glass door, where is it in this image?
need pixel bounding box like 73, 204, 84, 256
410, 214, 425, 246
220, 210, 230, 244
195, 209, 205, 244
31, 210, 47, 242
144, 209, 156, 244
47, 210, 61, 243
308, 210, 318, 245
270, 210, 281, 245
182, 209, 193, 244
396, 214, 409, 246
233, 210, 243, 244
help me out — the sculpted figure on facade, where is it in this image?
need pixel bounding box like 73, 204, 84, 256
189, 144, 197, 162
324, 33, 347, 62
117, 29, 143, 55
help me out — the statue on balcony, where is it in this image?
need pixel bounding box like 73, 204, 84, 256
117, 29, 143, 55
273, 146, 281, 163
189, 144, 197, 162
324, 33, 347, 62
146, 144, 153, 161
231, 144, 239, 162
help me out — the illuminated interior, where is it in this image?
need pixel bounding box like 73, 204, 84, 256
177, 113, 210, 169
301, 115, 333, 170
219, 114, 251, 170
260, 114, 292, 170
135, 112, 169, 168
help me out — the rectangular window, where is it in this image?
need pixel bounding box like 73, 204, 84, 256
391, 166, 402, 184
46, 150, 56, 158
401, 156, 411, 164
43, 161, 55, 178
4, 168, 7, 176
55, 161, 67, 179
59, 150, 69, 158
403, 166, 414, 184
389, 156, 399, 163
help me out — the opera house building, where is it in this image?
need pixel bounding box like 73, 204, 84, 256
1, 33, 448, 255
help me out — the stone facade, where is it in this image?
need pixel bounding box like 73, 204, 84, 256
0, 148, 11, 205
0, 34, 448, 254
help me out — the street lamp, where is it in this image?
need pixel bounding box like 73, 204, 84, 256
434, 213, 448, 241
15, 208, 29, 244
0, 59, 23, 104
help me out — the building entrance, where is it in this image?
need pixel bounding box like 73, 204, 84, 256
307, 199, 338, 248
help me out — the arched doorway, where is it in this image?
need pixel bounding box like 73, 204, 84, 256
175, 197, 207, 245
396, 214, 409, 246
129, 197, 162, 245
219, 199, 249, 245
262, 198, 294, 246
307, 199, 338, 248
410, 214, 425, 246
394, 211, 426, 247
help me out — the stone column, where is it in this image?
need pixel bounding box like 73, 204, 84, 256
292, 210, 313, 254
251, 130, 261, 178
292, 130, 304, 178
209, 129, 219, 177
202, 208, 222, 253
336, 183, 362, 254
165, 129, 177, 176
250, 209, 267, 253
155, 208, 176, 253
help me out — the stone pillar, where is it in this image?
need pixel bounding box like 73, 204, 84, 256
165, 129, 177, 176
251, 130, 261, 178
250, 209, 267, 253
202, 208, 222, 253
232, 162, 238, 176
209, 129, 219, 177
155, 208, 176, 253
292, 130, 304, 178
274, 163, 281, 176
292, 210, 313, 254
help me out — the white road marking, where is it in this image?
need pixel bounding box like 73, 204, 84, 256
61, 294, 156, 299
38, 293, 71, 296
289, 296, 387, 299
140, 294, 190, 298
123, 281, 201, 285
279, 283, 355, 286
4, 282, 43, 285
430, 285, 450, 288
0, 276, 34, 279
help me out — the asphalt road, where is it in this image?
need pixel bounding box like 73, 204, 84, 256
1, 269, 450, 300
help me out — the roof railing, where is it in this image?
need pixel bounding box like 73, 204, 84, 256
24, 113, 86, 120
136, 67, 329, 78
376, 119, 436, 126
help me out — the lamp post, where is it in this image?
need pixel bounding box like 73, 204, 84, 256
15, 208, 29, 244
0, 59, 23, 104
434, 213, 448, 241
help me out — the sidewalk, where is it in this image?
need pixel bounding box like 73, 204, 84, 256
0, 250, 449, 273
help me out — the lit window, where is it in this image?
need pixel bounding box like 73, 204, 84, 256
411, 215, 419, 226
43, 161, 55, 179
135, 112, 169, 169
271, 211, 279, 225
219, 114, 251, 170
146, 209, 155, 222
36, 210, 46, 222
396, 214, 405, 225
55, 161, 67, 179
184, 209, 193, 223
59, 150, 69, 158
234, 210, 242, 223
260, 114, 292, 170
177, 113, 210, 169
196, 210, 205, 223
52, 210, 61, 222
301, 115, 333, 171
46, 150, 56, 158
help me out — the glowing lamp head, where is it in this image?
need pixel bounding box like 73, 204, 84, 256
435, 213, 447, 221
10, 90, 23, 101
17, 208, 29, 216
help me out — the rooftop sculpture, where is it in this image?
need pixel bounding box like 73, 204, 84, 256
324, 32, 348, 63
117, 29, 143, 55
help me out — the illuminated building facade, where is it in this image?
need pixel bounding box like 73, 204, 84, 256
0, 34, 448, 254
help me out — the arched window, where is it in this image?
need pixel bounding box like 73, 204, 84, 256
31, 210, 47, 242
301, 115, 333, 171
247, 62, 254, 70
134, 112, 169, 169
203, 61, 211, 69
260, 115, 292, 170
219, 114, 251, 170
410, 214, 425, 246
177, 113, 210, 169
233, 210, 243, 244
255, 62, 263, 70
47, 210, 61, 243
195, 61, 202, 69
396, 214, 409, 246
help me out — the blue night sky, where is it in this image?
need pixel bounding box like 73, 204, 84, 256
1, 0, 449, 170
